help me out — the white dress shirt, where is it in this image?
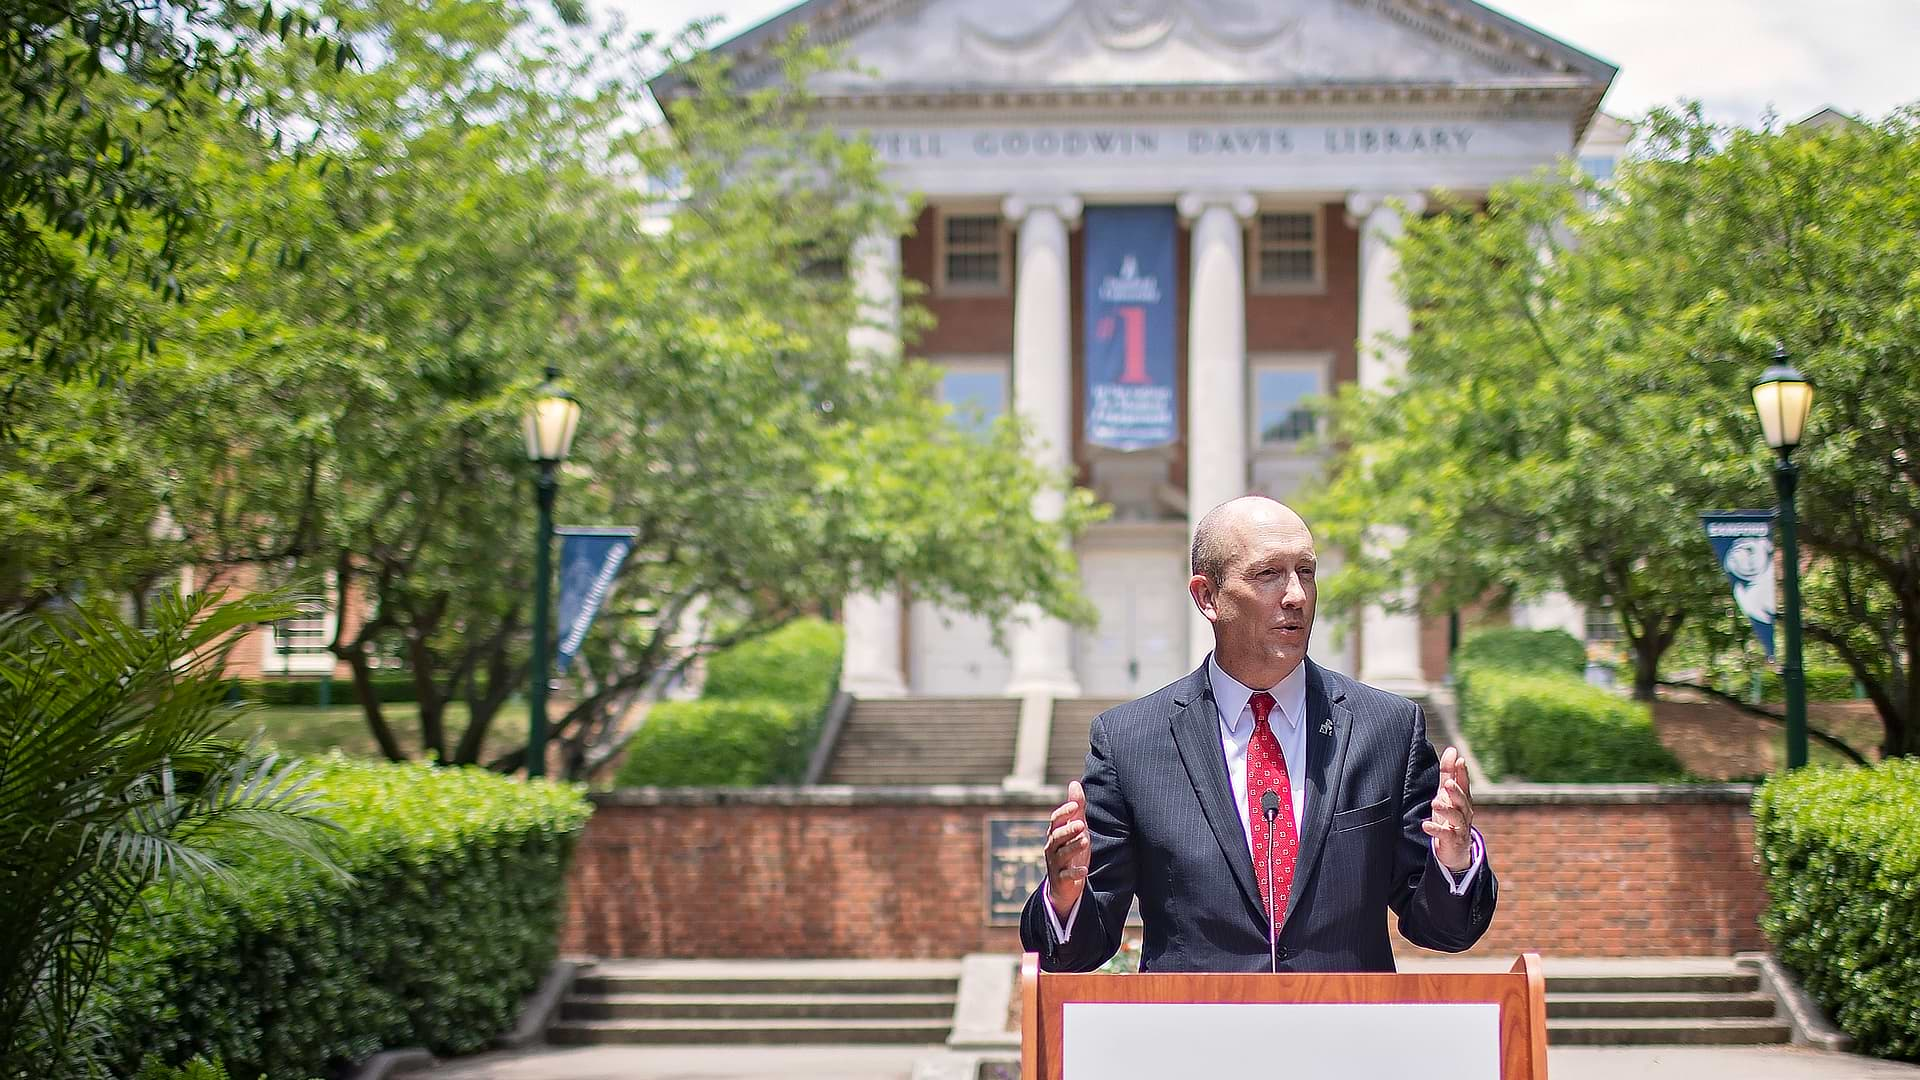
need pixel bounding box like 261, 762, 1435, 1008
1047, 657, 1484, 942
1212, 653, 1310, 851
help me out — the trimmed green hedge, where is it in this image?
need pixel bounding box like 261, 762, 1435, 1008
95, 758, 591, 1077
613, 618, 843, 787
1759, 664, 1861, 702
1456, 669, 1686, 782
1453, 627, 1586, 679
1754, 761, 1920, 1061
226, 674, 418, 707
613, 699, 809, 786
701, 618, 842, 706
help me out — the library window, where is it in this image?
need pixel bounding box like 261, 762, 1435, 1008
1252, 210, 1321, 290
938, 212, 1006, 293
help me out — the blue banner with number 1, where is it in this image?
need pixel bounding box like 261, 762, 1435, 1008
1084, 205, 1178, 451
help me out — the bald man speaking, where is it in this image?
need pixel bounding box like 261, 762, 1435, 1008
1021, 496, 1495, 973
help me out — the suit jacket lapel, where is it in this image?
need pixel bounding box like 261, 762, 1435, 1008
1168, 664, 1264, 920
1284, 661, 1354, 929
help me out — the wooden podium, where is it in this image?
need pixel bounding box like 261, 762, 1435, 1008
1020, 952, 1548, 1080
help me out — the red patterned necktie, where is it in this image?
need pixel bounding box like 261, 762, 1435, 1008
1246, 691, 1299, 923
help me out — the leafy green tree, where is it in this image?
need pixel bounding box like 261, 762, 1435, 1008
3, 7, 1095, 776
1, 0, 355, 388
1308, 165, 1739, 703
0, 592, 341, 1076
0, 371, 182, 614
1312, 104, 1920, 756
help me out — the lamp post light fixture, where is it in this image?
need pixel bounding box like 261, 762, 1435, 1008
1751, 349, 1815, 770
523, 365, 581, 779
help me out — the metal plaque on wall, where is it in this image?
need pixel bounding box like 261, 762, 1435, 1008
984, 818, 1140, 927
985, 818, 1049, 926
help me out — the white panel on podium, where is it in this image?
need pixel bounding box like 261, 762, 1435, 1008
1063, 1001, 1499, 1080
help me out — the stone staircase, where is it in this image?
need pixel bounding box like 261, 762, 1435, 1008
549, 960, 960, 1046
1544, 965, 1791, 1045
820, 698, 1019, 785
1045, 699, 1126, 785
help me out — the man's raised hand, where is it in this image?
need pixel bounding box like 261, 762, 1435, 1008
1045, 780, 1092, 917
1421, 746, 1476, 872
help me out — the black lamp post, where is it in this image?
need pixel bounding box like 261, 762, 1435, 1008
523, 365, 581, 779
1751, 350, 1815, 770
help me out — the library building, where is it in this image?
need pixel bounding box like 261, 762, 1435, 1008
664, 0, 1628, 785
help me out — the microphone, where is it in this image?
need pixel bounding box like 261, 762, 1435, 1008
1261, 790, 1281, 973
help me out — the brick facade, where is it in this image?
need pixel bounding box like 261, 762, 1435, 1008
1243, 201, 1360, 386
190, 562, 361, 681
906, 205, 1015, 357
561, 785, 1767, 960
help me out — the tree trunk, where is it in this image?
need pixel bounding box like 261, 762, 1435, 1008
405, 631, 447, 762
1630, 636, 1660, 702
452, 619, 518, 765
345, 651, 407, 761
453, 694, 497, 767
1806, 615, 1912, 761
1618, 608, 1685, 703
1893, 622, 1916, 758
1883, 714, 1911, 759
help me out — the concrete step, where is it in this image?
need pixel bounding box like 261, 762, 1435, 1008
561, 992, 957, 1021
573, 973, 959, 996
1548, 992, 1778, 1019
828, 752, 1012, 762
823, 745, 1009, 752
831, 739, 1013, 748
1545, 972, 1759, 994
827, 739, 1013, 749
825, 769, 1008, 784
824, 700, 1020, 785
548, 1018, 953, 1046
1547, 1017, 1792, 1046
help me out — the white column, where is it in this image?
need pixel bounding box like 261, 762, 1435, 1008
840, 227, 909, 698
1178, 191, 1258, 669
1349, 191, 1426, 389
1003, 193, 1083, 698
1347, 191, 1430, 694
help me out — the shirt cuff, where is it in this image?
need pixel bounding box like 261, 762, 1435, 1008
1044, 883, 1081, 943
1432, 827, 1485, 896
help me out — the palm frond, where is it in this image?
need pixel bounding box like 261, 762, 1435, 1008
0, 592, 336, 1076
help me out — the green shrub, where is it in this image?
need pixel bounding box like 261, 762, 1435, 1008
226, 674, 418, 707
95, 758, 591, 1078
1759, 664, 1860, 702
1754, 761, 1920, 1061
701, 618, 843, 710
613, 699, 809, 786
137, 1057, 235, 1080
1456, 669, 1686, 782
613, 618, 843, 787
1453, 627, 1586, 679
1452, 627, 1592, 758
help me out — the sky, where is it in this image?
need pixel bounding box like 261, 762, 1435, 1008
599, 0, 1920, 128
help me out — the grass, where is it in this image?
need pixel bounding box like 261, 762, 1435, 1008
235, 700, 529, 763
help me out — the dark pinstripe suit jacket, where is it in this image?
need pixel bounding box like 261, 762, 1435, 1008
1020, 659, 1496, 973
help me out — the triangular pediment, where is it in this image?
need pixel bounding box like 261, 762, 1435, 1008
671, 0, 1614, 104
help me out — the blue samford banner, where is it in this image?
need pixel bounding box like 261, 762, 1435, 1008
1084, 205, 1178, 450
554, 527, 638, 673
1700, 510, 1777, 658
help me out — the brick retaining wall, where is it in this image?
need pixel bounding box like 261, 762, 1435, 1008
561, 784, 1767, 959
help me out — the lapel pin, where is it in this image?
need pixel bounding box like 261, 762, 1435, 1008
1319, 718, 1335, 737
